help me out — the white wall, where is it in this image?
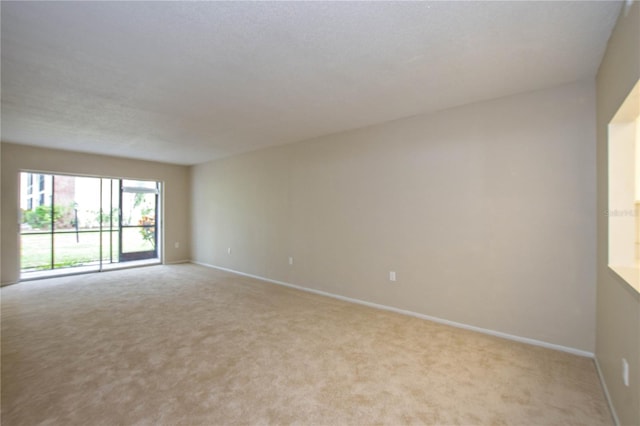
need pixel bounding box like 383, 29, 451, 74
192, 80, 597, 353
596, 2, 640, 424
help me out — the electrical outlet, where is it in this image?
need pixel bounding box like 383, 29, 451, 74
174, 242, 180, 249
288, 257, 294, 265
623, 358, 630, 387
227, 247, 231, 255
389, 271, 396, 282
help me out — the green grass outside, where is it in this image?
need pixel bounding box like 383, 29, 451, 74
21, 230, 154, 271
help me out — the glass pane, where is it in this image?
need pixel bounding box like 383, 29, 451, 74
121, 192, 156, 226
72, 177, 102, 231
52, 175, 78, 231
99, 179, 119, 231
21, 232, 52, 271
98, 179, 120, 264
122, 227, 155, 253
21, 174, 53, 231
53, 232, 101, 270
21, 172, 54, 273
102, 230, 120, 263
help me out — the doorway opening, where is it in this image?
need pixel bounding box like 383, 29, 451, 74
19, 172, 162, 279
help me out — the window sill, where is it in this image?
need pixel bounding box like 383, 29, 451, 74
608, 265, 640, 295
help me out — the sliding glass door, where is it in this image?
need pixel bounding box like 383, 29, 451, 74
119, 180, 159, 261
20, 172, 161, 278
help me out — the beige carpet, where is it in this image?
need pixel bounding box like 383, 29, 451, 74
2, 264, 612, 425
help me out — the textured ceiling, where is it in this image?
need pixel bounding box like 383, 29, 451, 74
1, 1, 622, 165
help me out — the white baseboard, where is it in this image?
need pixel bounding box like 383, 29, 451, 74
192, 261, 594, 358
594, 356, 620, 426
